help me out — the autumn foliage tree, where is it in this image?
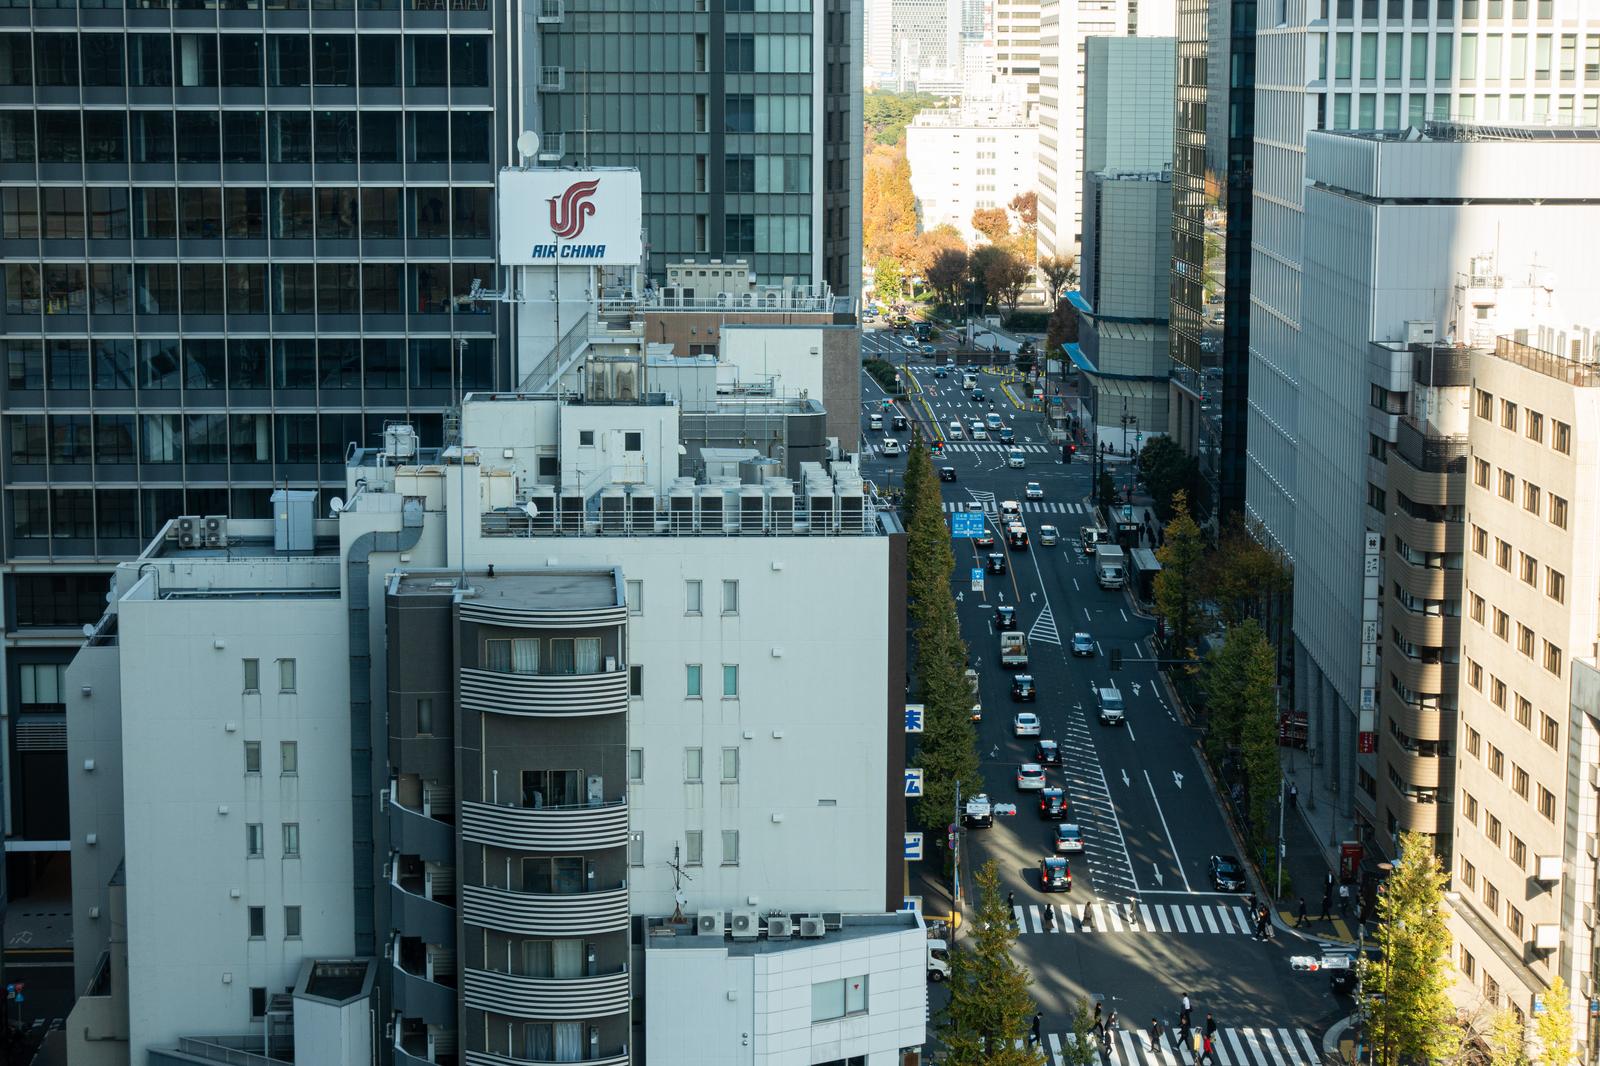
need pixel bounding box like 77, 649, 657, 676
971, 206, 1011, 244
1038, 254, 1078, 307
926, 247, 970, 307
864, 144, 917, 265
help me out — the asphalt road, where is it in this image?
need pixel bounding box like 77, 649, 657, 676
856, 350, 1350, 1064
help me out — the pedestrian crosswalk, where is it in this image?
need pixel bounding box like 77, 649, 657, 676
941, 442, 1051, 453
1029, 1026, 1321, 1066
944, 500, 1089, 514
1012, 901, 1257, 937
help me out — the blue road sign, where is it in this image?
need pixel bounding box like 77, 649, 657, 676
952, 512, 985, 538
904, 704, 925, 733
904, 833, 924, 861
904, 768, 924, 797
970, 567, 985, 592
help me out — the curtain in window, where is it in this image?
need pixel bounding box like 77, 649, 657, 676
522, 1024, 552, 1062
512, 637, 539, 674
553, 1022, 583, 1063
521, 939, 552, 978
552, 939, 583, 979
549, 639, 575, 674
553, 857, 585, 894
484, 639, 511, 672
575, 637, 601, 674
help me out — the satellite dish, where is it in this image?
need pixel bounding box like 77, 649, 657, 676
521, 501, 540, 519
677, 444, 688, 456
329, 497, 345, 515
82, 623, 96, 638
675, 889, 688, 909
517, 130, 539, 161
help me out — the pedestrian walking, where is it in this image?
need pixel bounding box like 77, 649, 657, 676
1044, 905, 1056, 931
1297, 898, 1308, 926
1180, 993, 1192, 1017
1204, 1013, 1217, 1040
1149, 1018, 1162, 1052
1289, 782, 1299, 808
1031, 1012, 1042, 1046
1339, 882, 1352, 917
1092, 1002, 1103, 1035
1203, 1035, 1216, 1065
1179, 1015, 1191, 1049
1321, 886, 1333, 920
1246, 892, 1258, 916
1008, 890, 1016, 911
1102, 1011, 1117, 1051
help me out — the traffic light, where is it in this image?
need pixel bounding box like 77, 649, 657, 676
1110, 649, 1122, 671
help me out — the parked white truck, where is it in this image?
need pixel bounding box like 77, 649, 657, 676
999, 629, 1029, 669
1096, 544, 1127, 589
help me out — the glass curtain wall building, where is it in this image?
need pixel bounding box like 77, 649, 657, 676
0, 0, 513, 896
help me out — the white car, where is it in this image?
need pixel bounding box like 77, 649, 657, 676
1039, 524, 1059, 546
1007, 449, 1026, 468
1013, 712, 1041, 737
1016, 763, 1046, 791
881, 437, 902, 456
1025, 482, 1044, 499
971, 425, 988, 440
1000, 500, 1021, 518
948, 421, 965, 440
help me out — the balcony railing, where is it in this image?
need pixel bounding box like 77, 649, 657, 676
460, 668, 629, 717
390, 795, 455, 864
464, 1050, 628, 1066
1494, 335, 1600, 387
1394, 418, 1468, 475
462, 966, 630, 1020
461, 799, 629, 852
461, 882, 629, 937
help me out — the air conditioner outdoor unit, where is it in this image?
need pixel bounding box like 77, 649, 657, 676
203, 515, 228, 547
797, 916, 826, 939
730, 909, 759, 940
176, 516, 200, 548
766, 916, 793, 939
696, 911, 724, 936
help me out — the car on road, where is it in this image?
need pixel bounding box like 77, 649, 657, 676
1025, 481, 1044, 499
1033, 739, 1060, 766
921, 343, 937, 355
970, 702, 983, 723
892, 413, 908, 430
1007, 448, 1027, 468
880, 437, 901, 456
1080, 525, 1108, 555
1007, 523, 1028, 550
1210, 854, 1247, 892
971, 425, 988, 441
1016, 763, 1046, 791
934, 367, 947, 379
972, 388, 986, 402
1039, 787, 1068, 820
998, 427, 1016, 443
965, 500, 985, 511
1011, 675, 1037, 702
1012, 711, 1041, 736
1054, 823, 1084, 854
986, 552, 1007, 574
994, 605, 1017, 630
962, 793, 993, 829
985, 413, 1004, 430
999, 499, 1020, 518
1097, 686, 1125, 726
1071, 632, 1095, 657
1039, 856, 1073, 892
939, 466, 957, 482
868, 413, 883, 430
1038, 524, 1059, 546
975, 530, 995, 548
947, 421, 964, 439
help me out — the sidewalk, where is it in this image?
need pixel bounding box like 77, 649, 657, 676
1271, 767, 1361, 945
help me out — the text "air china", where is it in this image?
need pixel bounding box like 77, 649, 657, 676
529, 244, 608, 258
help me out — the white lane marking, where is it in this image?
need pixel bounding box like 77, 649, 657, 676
1144, 769, 1193, 892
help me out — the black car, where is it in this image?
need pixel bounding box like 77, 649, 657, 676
1039, 856, 1072, 892
1038, 787, 1068, 820
994, 605, 1017, 630
998, 427, 1016, 443
972, 388, 986, 402
1210, 854, 1247, 892
892, 414, 908, 430
987, 552, 1007, 574
939, 466, 957, 482
1034, 739, 1060, 766
975, 531, 995, 548
1011, 675, 1036, 702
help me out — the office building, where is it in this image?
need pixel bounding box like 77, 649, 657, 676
1035, 0, 1174, 259
1064, 36, 1174, 448
993, 0, 1042, 97
904, 96, 1038, 245
1280, 127, 1600, 867
1450, 335, 1600, 1034
65, 368, 920, 1063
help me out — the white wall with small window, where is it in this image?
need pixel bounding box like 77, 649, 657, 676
645, 915, 926, 1066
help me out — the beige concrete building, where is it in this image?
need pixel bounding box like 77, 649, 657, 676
1451, 336, 1600, 1024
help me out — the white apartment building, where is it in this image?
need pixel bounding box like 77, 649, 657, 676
995, 0, 1044, 97
1452, 338, 1600, 1031
1267, 127, 1600, 856
1036, 0, 1176, 258
905, 101, 1039, 244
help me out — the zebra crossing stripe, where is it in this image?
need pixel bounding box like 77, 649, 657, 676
1170, 907, 1187, 933
1103, 904, 1123, 932
1139, 903, 1155, 929
1028, 905, 1043, 933
1293, 1029, 1320, 1063
1244, 1028, 1269, 1066
1217, 907, 1237, 934
1202, 907, 1221, 934
1186, 904, 1203, 931
1233, 906, 1251, 930
1048, 1033, 1063, 1062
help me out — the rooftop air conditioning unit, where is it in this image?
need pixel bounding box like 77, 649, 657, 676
202, 515, 228, 548
766, 916, 793, 939
176, 516, 200, 548
797, 916, 826, 939
730, 909, 759, 940
696, 911, 724, 936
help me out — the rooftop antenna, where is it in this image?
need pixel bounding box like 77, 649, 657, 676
667, 842, 693, 922
516, 130, 538, 169
582, 71, 591, 167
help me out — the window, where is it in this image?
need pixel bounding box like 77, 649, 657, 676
1460, 857, 1477, 889
1510, 836, 1527, 870
722, 664, 739, 698
685, 579, 702, 615
1523, 482, 1541, 514
1515, 695, 1532, 729
627, 749, 644, 781
721, 579, 739, 614
1549, 494, 1568, 529
721, 829, 740, 865
686, 664, 702, 698
1552, 420, 1571, 453
284, 906, 302, 939
1525, 410, 1544, 442
685, 830, 703, 866
1488, 745, 1504, 778
280, 741, 298, 775
1539, 786, 1556, 821
1520, 553, 1538, 586
1483, 880, 1499, 912
811, 976, 868, 1022
1491, 677, 1507, 709
1486, 813, 1502, 846
1460, 947, 1476, 980
1497, 469, 1515, 501
1511, 766, 1529, 801
18, 663, 65, 711
1546, 568, 1565, 604
416, 697, 433, 736
1463, 792, 1479, 824
1544, 640, 1563, 676
1467, 660, 1483, 691
685, 747, 703, 782
628, 831, 644, 867
1540, 713, 1560, 749
626, 579, 643, 615
1493, 608, 1509, 639
1500, 399, 1517, 431
282, 822, 300, 858
246, 822, 263, 858
244, 741, 261, 773
1475, 388, 1493, 419
624, 431, 642, 452
1470, 592, 1485, 623
1473, 458, 1490, 488
250, 988, 268, 1019
248, 906, 265, 938
1466, 727, 1481, 758
279, 658, 296, 692
1471, 526, 1488, 557
629, 665, 643, 698
1496, 538, 1513, 571
721, 747, 740, 782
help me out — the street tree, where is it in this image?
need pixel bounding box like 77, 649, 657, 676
1096, 470, 1117, 509
1046, 299, 1080, 358
1154, 492, 1208, 662
1202, 619, 1278, 850
927, 247, 970, 307
971, 206, 1011, 243
937, 861, 1045, 1066
864, 144, 917, 264
1138, 435, 1208, 522
896, 224, 965, 281
982, 248, 1031, 313
1038, 255, 1078, 308
1060, 999, 1100, 1066
1535, 976, 1578, 1066
1483, 1006, 1530, 1066
873, 256, 905, 304
1362, 832, 1461, 1066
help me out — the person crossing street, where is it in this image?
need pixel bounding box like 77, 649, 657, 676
1149, 1018, 1162, 1052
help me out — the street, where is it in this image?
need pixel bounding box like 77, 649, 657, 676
856, 336, 1348, 1064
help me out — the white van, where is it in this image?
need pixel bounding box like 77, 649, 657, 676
881, 437, 902, 456
1007, 448, 1026, 468
869, 413, 883, 430
962, 372, 978, 390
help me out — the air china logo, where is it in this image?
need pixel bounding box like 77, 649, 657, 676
548, 179, 600, 239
